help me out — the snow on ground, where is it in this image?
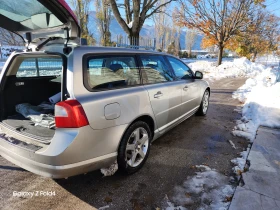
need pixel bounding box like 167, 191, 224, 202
166, 165, 234, 210
190, 57, 280, 143
231, 147, 251, 176
232, 64, 280, 142
227, 57, 280, 177
188, 57, 267, 80
100, 161, 118, 177
190, 56, 280, 179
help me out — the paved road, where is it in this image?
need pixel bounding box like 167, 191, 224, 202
0, 78, 247, 210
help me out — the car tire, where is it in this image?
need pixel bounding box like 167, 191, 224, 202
196, 89, 210, 116
117, 121, 152, 174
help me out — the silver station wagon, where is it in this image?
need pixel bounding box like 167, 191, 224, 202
0, 0, 210, 178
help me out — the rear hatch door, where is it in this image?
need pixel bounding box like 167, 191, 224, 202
0, 0, 80, 42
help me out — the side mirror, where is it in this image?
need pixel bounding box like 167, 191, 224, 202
195, 71, 203, 79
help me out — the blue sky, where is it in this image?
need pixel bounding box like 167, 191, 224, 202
266, 0, 280, 17
66, 0, 280, 23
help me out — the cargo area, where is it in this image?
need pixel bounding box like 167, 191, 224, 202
0, 54, 63, 142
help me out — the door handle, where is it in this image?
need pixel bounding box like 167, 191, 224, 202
154, 91, 163, 98
183, 86, 188, 91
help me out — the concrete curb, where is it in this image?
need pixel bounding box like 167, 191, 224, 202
229, 127, 280, 210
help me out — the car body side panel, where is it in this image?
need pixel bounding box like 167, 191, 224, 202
76, 86, 156, 130
144, 81, 182, 133
71, 48, 156, 130
180, 79, 202, 114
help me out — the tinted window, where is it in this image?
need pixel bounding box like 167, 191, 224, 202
85, 56, 140, 90
16, 57, 62, 77
140, 55, 174, 84
167, 57, 193, 79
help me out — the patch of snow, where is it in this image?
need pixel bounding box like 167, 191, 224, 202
166, 165, 234, 210
100, 161, 118, 176
231, 158, 246, 171
127, 21, 133, 28
228, 140, 237, 149
99, 205, 110, 210
188, 57, 266, 80
229, 57, 280, 176
232, 60, 280, 142
231, 146, 251, 176
166, 201, 187, 210
240, 147, 250, 159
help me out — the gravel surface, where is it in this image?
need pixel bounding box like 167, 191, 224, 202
0, 78, 248, 210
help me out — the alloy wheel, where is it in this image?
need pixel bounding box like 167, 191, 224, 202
125, 127, 149, 167
203, 91, 209, 114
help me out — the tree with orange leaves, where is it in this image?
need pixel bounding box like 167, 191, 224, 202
175, 0, 265, 65
227, 10, 279, 61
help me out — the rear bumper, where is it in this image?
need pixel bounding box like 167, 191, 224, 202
0, 144, 116, 178
0, 124, 128, 178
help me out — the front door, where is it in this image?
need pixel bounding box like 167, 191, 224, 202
166, 56, 201, 115
139, 55, 182, 133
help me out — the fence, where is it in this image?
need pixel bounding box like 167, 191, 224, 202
0, 46, 25, 59
255, 55, 280, 68
115, 35, 156, 50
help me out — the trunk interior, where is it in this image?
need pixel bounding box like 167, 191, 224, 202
1, 75, 61, 142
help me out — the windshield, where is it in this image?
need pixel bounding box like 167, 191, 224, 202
0, 0, 63, 31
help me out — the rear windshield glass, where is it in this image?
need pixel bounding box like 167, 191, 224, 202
84, 55, 140, 90
17, 57, 62, 77
0, 0, 63, 31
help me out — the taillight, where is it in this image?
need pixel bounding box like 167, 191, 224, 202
55, 100, 89, 128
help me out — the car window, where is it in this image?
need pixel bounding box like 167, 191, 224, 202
16, 57, 62, 77
167, 56, 193, 79
85, 55, 140, 90
139, 55, 174, 84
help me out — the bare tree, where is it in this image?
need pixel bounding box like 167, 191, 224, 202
177, 0, 263, 65
70, 0, 96, 45
153, 0, 171, 51
185, 29, 197, 57
95, 0, 112, 46
109, 0, 174, 45
0, 28, 23, 46
171, 15, 181, 56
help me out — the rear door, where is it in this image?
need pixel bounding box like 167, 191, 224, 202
166, 56, 201, 115
139, 54, 182, 133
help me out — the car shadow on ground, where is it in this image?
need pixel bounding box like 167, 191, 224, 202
0, 165, 26, 171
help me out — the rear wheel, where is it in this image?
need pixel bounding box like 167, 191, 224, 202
196, 89, 210, 116
118, 121, 152, 174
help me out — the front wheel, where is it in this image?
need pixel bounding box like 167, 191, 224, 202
196, 90, 210, 116
118, 121, 152, 174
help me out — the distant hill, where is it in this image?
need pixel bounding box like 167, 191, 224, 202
88, 11, 203, 50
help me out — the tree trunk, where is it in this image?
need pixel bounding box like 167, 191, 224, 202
252, 52, 257, 62
217, 44, 224, 66
188, 47, 192, 58
129, 32, 140, 47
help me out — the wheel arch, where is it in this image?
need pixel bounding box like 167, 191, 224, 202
206, 87, 210, 96
118, 114, 155, 149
